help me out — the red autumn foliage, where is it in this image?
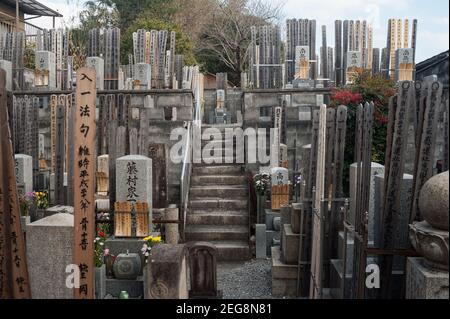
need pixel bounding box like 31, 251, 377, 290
331, 89, 363, 106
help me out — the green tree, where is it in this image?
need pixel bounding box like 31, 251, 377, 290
97, 0, 178, 31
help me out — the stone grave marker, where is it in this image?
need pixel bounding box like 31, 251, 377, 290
26, 213, 73, 299
188, 242, 222, 299
14, 154, 33, 195
146, 244, 188, 299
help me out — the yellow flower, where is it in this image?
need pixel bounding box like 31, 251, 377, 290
153, 236, 161, 242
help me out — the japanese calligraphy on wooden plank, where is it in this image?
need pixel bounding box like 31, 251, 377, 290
55, 95, 66, 205
73, 68, 96, 299
114, 202, 132, 237
0, 69, 31, 298
50, 95, 57, 173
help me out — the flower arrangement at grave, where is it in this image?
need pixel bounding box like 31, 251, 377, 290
19, 192, 36, 216
34, 191, 50, 209
254, 173, 270, 196
293, 171, 303, 190
141, 235, 163, 263
94, 224, 110, 268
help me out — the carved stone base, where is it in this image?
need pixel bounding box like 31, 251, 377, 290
406, 257, 449, 299
409, 221, 449, 270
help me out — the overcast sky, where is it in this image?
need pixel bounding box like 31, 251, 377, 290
31, 0, 449, 63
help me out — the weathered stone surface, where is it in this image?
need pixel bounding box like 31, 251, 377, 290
188, 242, 221, 298
165, 205, 179, 244
86, 57, 104, 90
406, 257, 449, 299
281, 224, 299, 265
349, 162, 384, 240
291, 203, 302, 234
14, 154, 33, 194
374, 173, 413, 252
26, 213, 74, 299
256, 224, 267, 259
113, 252, 142, 280
116, 155, 152, 206
409, 221, 449, 270
419, 171, 449, 230
95, 265, 106, 299
146, 244, 188, 299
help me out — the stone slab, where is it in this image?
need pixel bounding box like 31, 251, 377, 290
26, 213, 74, 299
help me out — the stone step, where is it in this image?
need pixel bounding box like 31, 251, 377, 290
187, 210, 248, 225
193, 165, 243, 176
195, 157, 243, 165
190, 185, 247, 198
211, 241, 250, 261
185, 225, 248, 241
201, 139, 237, 147
191, 175, 247, 186
190, 198, 248, 210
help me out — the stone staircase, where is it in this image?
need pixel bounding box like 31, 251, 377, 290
185, 124, 250, 261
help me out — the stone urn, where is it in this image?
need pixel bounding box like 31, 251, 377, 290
113, 252, 142, 280
410, 171, 449, 270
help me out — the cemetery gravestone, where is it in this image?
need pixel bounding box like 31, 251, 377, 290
26, 213, 73, 299
14, 154, 33, 195
188, 242, 222, 299
146, 244, 188, 299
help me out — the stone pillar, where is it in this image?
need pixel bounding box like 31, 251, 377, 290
165, 205, 179, 244
26, 213, 74, 299
15, 154, 33, 195
86, 57, 105, 90
256, 224, 267, 259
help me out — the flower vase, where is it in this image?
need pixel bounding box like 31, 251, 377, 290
94, 264, 106, 299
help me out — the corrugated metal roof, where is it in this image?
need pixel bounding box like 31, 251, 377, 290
2, 0, 62, 17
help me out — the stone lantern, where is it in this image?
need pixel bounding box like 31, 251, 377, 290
406, 171, 449, 299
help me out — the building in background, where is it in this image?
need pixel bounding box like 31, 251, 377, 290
0, 0, 62, 35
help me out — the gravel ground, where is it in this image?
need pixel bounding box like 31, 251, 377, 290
217, 259, 273, 299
